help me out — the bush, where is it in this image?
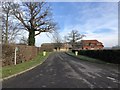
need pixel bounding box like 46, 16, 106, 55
2, 44, 40, 66
72, 50, 120, 64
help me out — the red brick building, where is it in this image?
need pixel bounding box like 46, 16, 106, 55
40, 40, 104, 51
81, 40, 104, 50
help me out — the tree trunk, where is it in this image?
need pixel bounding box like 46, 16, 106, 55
5, 13, 8, 44
28, 29, 35, 46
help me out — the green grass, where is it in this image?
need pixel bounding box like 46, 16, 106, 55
2, 52, 51, 78
67, 52, 107, 64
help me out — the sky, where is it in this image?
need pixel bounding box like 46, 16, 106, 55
35, 1, 118, 47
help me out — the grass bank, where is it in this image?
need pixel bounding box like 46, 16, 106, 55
67, 52, 108, 64
2, 52, 51, 78
72, 50, 120, 64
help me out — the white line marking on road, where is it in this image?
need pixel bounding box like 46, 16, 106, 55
58, 55, 64, 60
108, 86, 112, 88
86, 73, 96, 78
107, 77, 116, 81
107, 77, 120, 84
42, 85, 46, 87
95, 73, 102, 77
82, 78, 94, 88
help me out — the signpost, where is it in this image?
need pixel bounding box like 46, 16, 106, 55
14, 47, 18, 65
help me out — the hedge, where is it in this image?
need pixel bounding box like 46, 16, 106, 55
72, 50, 120, 64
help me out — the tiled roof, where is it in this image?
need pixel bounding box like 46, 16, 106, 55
81, 40, 100, 43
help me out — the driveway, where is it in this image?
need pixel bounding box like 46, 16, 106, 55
2, 52, 120, 88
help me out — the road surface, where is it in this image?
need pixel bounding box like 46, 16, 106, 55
2, 52, 120, 88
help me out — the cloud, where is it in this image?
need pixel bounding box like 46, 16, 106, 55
84, 32, 118, 47
35, 2, 118, 47
35, 32, 53, 47
46, 0, 119, 2
58, 2, 118, 47
60, 24, 118, 47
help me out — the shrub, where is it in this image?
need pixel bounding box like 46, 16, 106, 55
72, 50, 120, 64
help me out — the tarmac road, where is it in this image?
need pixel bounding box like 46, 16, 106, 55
2, 52, 120, 88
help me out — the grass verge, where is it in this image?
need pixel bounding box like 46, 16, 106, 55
2, 52, 51, 78
66, 52, 108, 64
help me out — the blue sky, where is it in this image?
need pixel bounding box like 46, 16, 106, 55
36, 1, 118, 47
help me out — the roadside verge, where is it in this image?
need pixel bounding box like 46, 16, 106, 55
66, 52, 111, 64
1, 52, 51, 81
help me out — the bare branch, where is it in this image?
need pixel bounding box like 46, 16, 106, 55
7, 2, 57, 45
66, 30, 85, 49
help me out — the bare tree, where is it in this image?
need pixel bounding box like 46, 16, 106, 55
64, 36, 68, 44
63, 36, 71, 50
19, 36, 28, 45
52, 31, 62, 51
2, 2, 21, 44
11, 2, 57, 46
67, 30, 85, 49
2, 2, 12, 44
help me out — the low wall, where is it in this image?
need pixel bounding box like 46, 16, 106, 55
2, 44, 40, 66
